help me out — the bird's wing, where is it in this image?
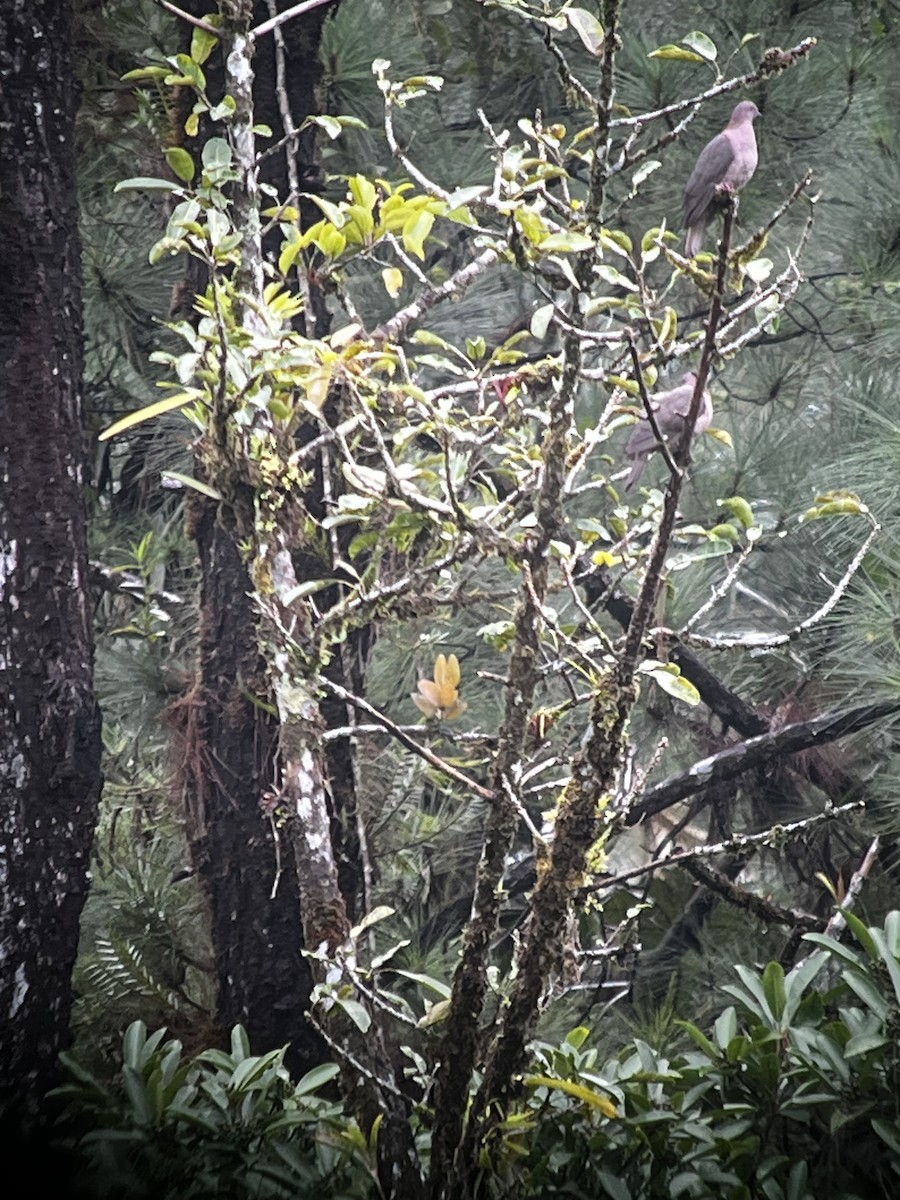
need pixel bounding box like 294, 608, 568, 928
625, 406, 661, 457
683, 133, 735, 228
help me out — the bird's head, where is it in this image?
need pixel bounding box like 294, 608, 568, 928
730, 100, 761, 124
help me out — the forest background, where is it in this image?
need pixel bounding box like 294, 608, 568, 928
5, 0, 900, 1197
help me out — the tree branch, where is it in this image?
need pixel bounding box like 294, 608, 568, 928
681, 857, 819, 931
627, 700, 900, 827
250, 0, 337, 41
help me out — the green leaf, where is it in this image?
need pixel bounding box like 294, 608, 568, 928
123, 1021, 149, 1069
209, 95, 236, 121
231, 1025, 251, 1061
402, 209, 435, 260
114, 176, 182, 194
121, 67, 172, 82
648, 45, 705, 62
392, 969, 451, 1000
646, 665, 700, 707
632, 160, 661, 188
784, 951, 827, 1020
122, 1066, 154, 1125
201, 137, 232, 171
762, 961, 787, 1020
565, 1026, 591, 1050
870, 926, 900, 1005
447, 185, 488, 208
873, 1117, 900, 1154
190, 20, 220, 65
841, 909, 880, 960
565, 7, 604, 55
335, 997, 372, 1033
843, 970, 889, 1020
302, 192, 347, 228
350, 904, 395, 939
309, 114, 344, 139
682, 30, 718, 61
540, 231, 594, 253
371, 939, 411, 970
160, 471, 223, 500
294, 1062, 341, 1096
713, 1007, 737, 1051
845, 1032, 890, 1058
742, 256, 773, 284
595, 263, 638, 291
666, 538, 733, 571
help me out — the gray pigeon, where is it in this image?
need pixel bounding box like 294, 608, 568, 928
683, 101, 760, 258
624, 372, 712, 490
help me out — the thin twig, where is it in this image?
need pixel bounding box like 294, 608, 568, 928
677, 510, 880, 650
609, 38, 817, 128
626, 334, 680, 480
682, 539, 756, 634
587, 800, 864, 892
822, 836, 881, 939
372, 247, 499, 345
153, 0, 220, 35
317, 676, 496, 801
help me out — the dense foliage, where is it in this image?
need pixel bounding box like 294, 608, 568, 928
7, 0, 900, 1195
56, 913, 900, 1198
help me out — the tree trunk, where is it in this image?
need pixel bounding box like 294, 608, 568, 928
0, 0, 102, 1118
178, 501, 324, 1073
174, 0, 339, 1071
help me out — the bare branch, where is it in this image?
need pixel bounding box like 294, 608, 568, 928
681, 858, 819, 931
372, 247, 499, 345
250, 0, 337, 41
609, 38, 817, 128
628, 700, 900, 827
678, 507, 880, 651
589, 800, 864, 893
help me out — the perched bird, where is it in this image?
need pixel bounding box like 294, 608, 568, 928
683, 101, 760, 258
624, 372, 712, 491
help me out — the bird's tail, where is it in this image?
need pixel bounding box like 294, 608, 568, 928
684, 223, 705, 259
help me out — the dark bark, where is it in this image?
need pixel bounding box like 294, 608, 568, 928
0, 0, 102, 1117
179, 500, 324, 1073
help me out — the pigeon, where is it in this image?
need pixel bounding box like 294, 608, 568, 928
624, 372, 712, 490
683, 101, 760, 258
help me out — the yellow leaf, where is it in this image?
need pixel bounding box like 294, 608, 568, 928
329, 322, 362, 349
524, 1074, 618, 1118
305, 365, 332, 409
434, 653, 461, 689
417, 999, 451, 1028
99, 391, 201, 440
706, 426, 733, 448
382, 267, 403, 298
